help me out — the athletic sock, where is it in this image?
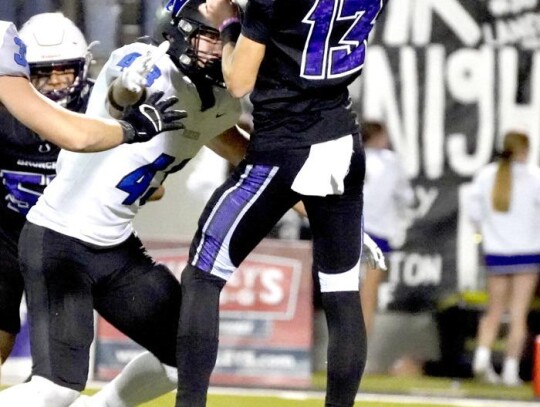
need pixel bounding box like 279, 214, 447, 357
90, 351, 176, 407
175, 266, 225, 407
322, 291, 366, 407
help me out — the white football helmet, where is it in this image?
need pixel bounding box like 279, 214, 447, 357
19, 12, 92, 108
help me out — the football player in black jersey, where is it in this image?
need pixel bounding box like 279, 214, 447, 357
172, 1, 388, 406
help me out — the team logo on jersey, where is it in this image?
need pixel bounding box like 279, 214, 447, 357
165, 0, 190, 17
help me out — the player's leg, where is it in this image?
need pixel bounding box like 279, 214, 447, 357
91, 236, 181, 406
473, 273, 509, 383
0, 376, 79, 406
501, 269, 539, 386
0, 226, 24, 366
360, 234, 389, 337
176, 157, 302, 407
0, 223, 93, 405
303, 135, 366, 407
70, 351, 177, 407
360, 264, 383, 337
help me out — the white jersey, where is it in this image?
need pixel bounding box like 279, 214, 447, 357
28, 42, 241, 246
363, 148, 414, 244
466, 162, 540, 254
0, 21, 29, 78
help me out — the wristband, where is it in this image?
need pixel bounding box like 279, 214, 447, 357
118, 120, 137, 144
107, 85, 147, 113
219, 17, 240, 32
220, 21, 241, 45
107, 85, 125, 112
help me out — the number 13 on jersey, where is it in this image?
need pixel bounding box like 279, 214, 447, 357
301, 0, 384, 79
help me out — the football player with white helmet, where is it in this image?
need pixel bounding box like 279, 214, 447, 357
0, 13, 183, 377
0, 12, 94, 370
21, 12, 94, 110
0, 1, 247, 405
0, 19, 183, 152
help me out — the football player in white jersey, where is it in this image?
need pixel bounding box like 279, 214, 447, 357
0, 11, 98, 374
0, 20, 184, 151
0, 1, 248, 406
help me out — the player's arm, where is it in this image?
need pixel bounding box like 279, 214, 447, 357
0, 76, 124, 151
147, 185, 165, 201
106, 41, 170, 118
221, 35, 264, 98
107, 80, 146, 118
0, 76, 185, 151
206, 126, 249, 166
201, 0, 266, 98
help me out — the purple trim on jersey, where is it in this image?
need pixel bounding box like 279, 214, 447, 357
484, 254, 540, 275
365, 232, 391, 254
166, 0, 189, 16
194, 165, 275, 273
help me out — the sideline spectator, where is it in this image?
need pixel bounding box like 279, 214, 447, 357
466, 131, 540, 386
361, 121, 415, 336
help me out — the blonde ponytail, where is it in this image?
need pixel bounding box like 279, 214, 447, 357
491, 132, 529, 212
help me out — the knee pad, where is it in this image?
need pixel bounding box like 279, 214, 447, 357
317, 259, 360, 293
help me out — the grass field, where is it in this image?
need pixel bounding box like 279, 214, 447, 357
73, 373, 537, 407
3, 373, 538, 406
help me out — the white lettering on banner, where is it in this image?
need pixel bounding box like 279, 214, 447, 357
489, 0, 538, 15
378, 252, 443, 310
446, 47, 496, 176
216, 349, 297, 370
381, 0, 540, 47
383, 0, 482, 46
387, 252, 443, 286
361, 46, 540, 178
414, 186, 439, 218
260, 269, 285, 305
222, 266, 285, 307
152, 251, 303, 319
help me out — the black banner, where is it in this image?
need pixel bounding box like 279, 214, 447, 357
353, 0, 540, 311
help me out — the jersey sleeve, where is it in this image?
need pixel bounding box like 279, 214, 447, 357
0, 21, 30, 78
103, 42, 152, 85
85, 42, 172, 118
241, 0, 273, 44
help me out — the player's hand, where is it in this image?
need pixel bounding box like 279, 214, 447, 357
362, 233, 387, 271
120, 41, 170, 93
202, 0, 240, 28
119, 91, 187, 144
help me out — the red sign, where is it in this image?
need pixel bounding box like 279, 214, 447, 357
94, 239, 313, 387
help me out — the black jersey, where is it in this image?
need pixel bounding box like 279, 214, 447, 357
0, 81, 93, 237
242, 0, 388, 151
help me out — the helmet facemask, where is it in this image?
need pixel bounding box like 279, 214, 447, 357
19, 12, 92, 109
29, 57, 88, 108
159, 1, 225, 87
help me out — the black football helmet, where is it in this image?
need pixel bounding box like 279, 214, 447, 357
156, 0, 224, 87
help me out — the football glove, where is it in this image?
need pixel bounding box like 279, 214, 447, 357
119, 91, 187, 144
120, 40, 170, 93
362, 232, 387, 271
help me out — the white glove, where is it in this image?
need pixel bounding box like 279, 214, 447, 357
120, 40, 170, 93
362, 232, 387, 271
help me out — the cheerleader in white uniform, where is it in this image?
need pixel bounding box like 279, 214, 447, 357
466, 131, 540, 386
